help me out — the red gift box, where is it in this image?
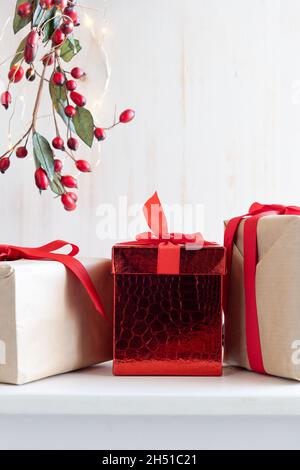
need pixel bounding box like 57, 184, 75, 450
112, 193, 226, 376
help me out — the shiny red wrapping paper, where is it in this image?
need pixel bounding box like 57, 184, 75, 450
113, 244, 226, 376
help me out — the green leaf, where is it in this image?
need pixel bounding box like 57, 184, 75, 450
60, 38, 82, 62
50, 174, 65, 196
13, 0, 34, 34
49, 76, 68, 103
73, 107, 94, 148
33, 132, 55, 182
43, 11, 61, 43
10, 36, 27, 68
49, 79, 76, 132
57, 99, 76, 132
32, 3, 44, 26
33, 5, 59, 43
32, 2, 54, 27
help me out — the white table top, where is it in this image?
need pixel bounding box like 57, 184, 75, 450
0, 363, 299, 417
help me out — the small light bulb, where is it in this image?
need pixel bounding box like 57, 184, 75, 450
84, 14, 94, 29
8, 133, 13, 150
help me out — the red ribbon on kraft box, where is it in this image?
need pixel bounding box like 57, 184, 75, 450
121, 192, 217, 275
224, 202, 300, 375
0, 240, 107, 319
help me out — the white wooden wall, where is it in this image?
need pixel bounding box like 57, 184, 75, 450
0, 0, 299, 257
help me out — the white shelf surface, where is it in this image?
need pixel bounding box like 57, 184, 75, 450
0, 362, 299, 417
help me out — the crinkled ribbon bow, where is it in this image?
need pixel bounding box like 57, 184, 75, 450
122, 192, 214, 274
0, 240, 107, 319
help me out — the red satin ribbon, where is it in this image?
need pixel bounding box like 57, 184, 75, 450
224, 202, 300, 374
121, 192, 214, 274
0, 240, 107, 319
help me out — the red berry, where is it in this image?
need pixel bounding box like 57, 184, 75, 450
0, 158, 10, 174
64, 203, 77, 212
60, 19, 74, 35
8, 65, 24, 83
16, 147, 28, 158
76, 160, 91, 173
119, 109, 135, 124
52, 29, 65, 46
24, 30, 40, 64
40, 0, 54, 8
54, 0, 68, 9
66, 80, 77, 91
42, 53, 54, 66
26, 30, 39, 47
35, 168, 49, 190
1, 91, 12, 110
61, 175, 78, 188
70, 91, 86, 107
64, 7, 79, 26
61, 193, 77, 211
71, 67, 85, 79
67, 137, 79, 150
52, 71, 65, 86
54, 159, 63, 173
94, 127, 106, 141
64, 105, 77, 118
26, 67, 36, 81
17, 2, 33, 17
68, 191, 78, 203
52, 136, 64, 150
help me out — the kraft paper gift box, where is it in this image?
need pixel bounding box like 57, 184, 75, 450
113, 193, 226, 376
224, 203, 300, 381
0, 246, 113, 385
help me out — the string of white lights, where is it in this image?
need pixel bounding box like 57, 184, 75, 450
82, 1, 112, 168
0, 1, 112, 169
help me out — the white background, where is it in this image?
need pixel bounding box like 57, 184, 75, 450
0, 0, 299, 257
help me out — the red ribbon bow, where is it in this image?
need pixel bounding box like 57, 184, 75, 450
122, 192, 211, 274
0, 240, 107, 319
224, 202, 300, 375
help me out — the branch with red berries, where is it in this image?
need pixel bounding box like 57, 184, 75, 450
0, 0, 135, 211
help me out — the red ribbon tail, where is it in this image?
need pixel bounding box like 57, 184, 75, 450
243, 217, 265, 374
224, 214, 266, 375
223, 216, 245, 315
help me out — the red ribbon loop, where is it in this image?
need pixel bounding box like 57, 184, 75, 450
0, 245, 12, 261
0, 240, 107, 319
248, 202, 300, 216
224, 202, 300, 375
